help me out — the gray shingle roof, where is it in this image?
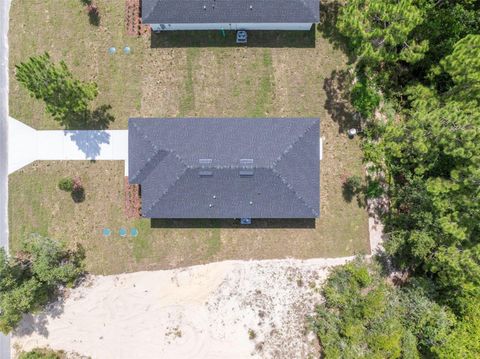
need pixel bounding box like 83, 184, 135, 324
129, 118, 320, 218
142, 0, 320, 24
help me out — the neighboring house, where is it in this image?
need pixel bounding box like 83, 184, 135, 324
128, 118, 320, 219
142, 0, 320, 31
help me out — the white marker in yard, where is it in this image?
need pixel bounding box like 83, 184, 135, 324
320, 137, 324, 161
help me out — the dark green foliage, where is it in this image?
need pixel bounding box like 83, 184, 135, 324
337, 0, 427, 65
313, 260, 455, 358
344, 175, 363, 195
364, 179, 383, 199
15, 53, 98, 128
324, 1, 480, 357
0, 235, 84, 334
350, 80, 380, 118
58, 178, 74, 192
19, 348, 63, 359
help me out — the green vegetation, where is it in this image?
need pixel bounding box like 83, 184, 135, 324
313, 260, 458, 358
18, 348, 64, 359
0, 235, 84, 334
350, 80, 380, 119
58, 178, 74, 192
315, 0, 480, 357
15, 53, 98, 128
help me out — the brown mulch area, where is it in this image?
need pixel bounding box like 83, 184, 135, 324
124, 177, 141, 218
125, 0, 150, 36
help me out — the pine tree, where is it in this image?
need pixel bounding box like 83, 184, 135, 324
337, 0, 428, 65
15, 53, 98, 125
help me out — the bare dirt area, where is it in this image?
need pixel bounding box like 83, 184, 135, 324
12, 257, 353, 359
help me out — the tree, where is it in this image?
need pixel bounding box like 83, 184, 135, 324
434, 299, 480, 358
313, 259, 455, 358
337, 0, 428, 65
441, 34, 480, 102
0, 235, 84, 334
15, 53, 98, 126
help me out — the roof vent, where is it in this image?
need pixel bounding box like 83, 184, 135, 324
199, 158, 213, 177
199, 170, 213, 177
240, 159, 254, 177
203, 5, 206, 10
249, 5, 253, 10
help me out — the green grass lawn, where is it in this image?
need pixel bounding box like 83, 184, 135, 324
8, 0, 370, 274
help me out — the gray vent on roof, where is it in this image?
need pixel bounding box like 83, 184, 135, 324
199, 170, 213, 176
239, 158, 254, 177
199, 158, 213, 177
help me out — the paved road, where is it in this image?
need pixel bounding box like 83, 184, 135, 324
0, 0, 11, 358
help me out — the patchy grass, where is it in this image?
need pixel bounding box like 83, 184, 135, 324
8, 0, 370, 274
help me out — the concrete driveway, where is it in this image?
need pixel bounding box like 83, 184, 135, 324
8, 117, 128, 175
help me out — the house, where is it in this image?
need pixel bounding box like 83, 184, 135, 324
142, 0, 320, 31
128, 118, 320, 219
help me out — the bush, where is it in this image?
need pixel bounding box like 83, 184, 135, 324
58, 178, 74, 192
345, 175, 363, 194
0, 235, 85, 334
351, 80, 380, 119
365, 180, 384, 199
18, 348, 63, 359
313, 259, 456, 358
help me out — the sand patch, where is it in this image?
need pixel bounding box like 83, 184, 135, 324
12, 257, 354, 359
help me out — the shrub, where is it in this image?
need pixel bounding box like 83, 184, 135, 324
58, 178, 74, 192
344, 175, 363, 194
87, 4, 100, 26
18, 348, 63, 359
351, 80, 380, 119
313, 259, 456, 358
0, 235, 85, 334
365, 180, 384, 199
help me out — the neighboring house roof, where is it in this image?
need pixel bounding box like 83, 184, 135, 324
142, 0, 320, 24
129, 118, 320, 218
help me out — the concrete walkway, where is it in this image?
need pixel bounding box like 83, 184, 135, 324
8, 117, 128, 175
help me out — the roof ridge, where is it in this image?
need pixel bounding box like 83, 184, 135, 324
271, 120, 317, 168
131, 122, 190, 183
270, 167, 319, 217
270, 121, 319, 216
143, 164, 189, 215
129, 122, 162, 182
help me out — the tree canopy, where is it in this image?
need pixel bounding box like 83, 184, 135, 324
15, 53, 98, 127
315, 1, 480, 357
0, 235, 84, 334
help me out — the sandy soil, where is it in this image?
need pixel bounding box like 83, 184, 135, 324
12, 257, 354, 359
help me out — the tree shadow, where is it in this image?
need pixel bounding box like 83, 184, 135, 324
71, 186, 86, 203
14, 299, 65, 338
150, 28, 316, 48
60, 105, 115, 159
323, 69, 361, 134
64, 130, 110, 159
317, 1, 355, 63
342, 183, 355, 203
151, 218, 316, 229
63, 104, 115, 130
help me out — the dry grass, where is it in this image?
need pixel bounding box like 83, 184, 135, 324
8, 0, 370, 274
